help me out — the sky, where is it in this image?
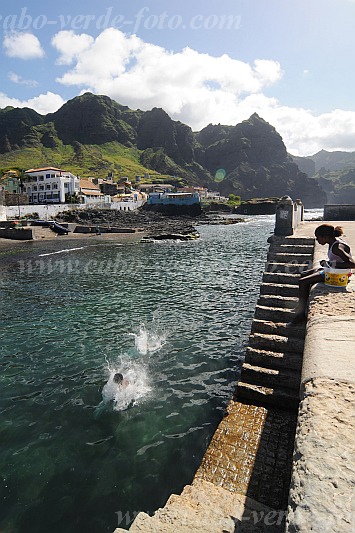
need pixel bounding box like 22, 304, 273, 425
1, 0, 355, 156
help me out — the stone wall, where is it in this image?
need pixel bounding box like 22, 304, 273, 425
5, 201, 143, 219
4, 192, 29, 206
324, 204, 355, 220
286, 224, 355, 533
0, 228, 33, 240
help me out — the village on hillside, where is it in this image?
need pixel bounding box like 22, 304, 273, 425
0, 166, 228, 217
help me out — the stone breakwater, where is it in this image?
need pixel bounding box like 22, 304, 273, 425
116, 221, 355, 533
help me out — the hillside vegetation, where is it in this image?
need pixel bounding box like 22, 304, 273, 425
0, 92, 327, 206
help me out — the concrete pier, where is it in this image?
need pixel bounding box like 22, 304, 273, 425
117, 220, 355, 533
286, 221, 355, 533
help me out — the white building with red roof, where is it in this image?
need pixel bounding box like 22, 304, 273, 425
24, 167, 80, 204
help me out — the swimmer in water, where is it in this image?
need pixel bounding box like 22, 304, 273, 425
113, 372, 129, 389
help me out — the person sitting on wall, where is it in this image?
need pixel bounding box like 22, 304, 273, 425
290, 224, 355, 325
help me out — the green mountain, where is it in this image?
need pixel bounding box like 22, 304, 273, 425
310, 149, 355, 173
0, 92, 326, 207
289, 149, 355, 203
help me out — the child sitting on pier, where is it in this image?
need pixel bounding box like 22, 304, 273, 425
290, 224, 355, 325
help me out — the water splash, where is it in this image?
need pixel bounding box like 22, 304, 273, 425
101, 361, 152, 412
132, 323, 167, 356
99, 322, 166, 412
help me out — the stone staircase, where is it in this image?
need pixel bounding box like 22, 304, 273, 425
115, 479, 284, 533
236, 237, 314, 411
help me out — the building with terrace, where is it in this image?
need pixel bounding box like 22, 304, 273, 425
24, 167, 80, 204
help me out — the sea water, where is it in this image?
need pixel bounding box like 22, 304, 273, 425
0, 216, 273, 532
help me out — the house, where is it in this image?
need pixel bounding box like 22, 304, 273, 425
79, 179, 107, 204
117, 177, 132, 194
178, 186, 208, 199
112, 190, 146, 203
92, 176, 118, 196
206, 191, 229, 202
24, 167, 80, 204
147, 191, 200, 206
138, 183, 174, 194
0, 171, 21, 194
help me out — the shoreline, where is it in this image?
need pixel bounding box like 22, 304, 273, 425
0, 231, 147, 247
0, 232, 149, 267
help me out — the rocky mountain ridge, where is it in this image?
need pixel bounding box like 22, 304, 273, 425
0, 92, 326, 207
290, 149, 355, 204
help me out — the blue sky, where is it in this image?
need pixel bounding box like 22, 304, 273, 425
1, 0, 355, 155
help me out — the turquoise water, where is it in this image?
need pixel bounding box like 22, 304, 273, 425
0, 216, 273, 532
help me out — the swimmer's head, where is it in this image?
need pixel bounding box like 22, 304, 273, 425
113, 373, 123, 384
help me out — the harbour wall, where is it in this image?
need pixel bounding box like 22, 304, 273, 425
285, 221, 355, 533
118, 202, 311, 532
119, 215, 354, 532
4, 200, 143, 219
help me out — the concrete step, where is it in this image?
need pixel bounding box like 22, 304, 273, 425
257, 294, 298, 309
262, 272, 300, 285
125, 479, 284, 532
251, 319, 306, 338
178, 480, 283, 532
266, 262, 309, 274
269, 244, 314, 254
249, 332, 304, 354
268, 236, 314, 246
152, 501, 235, 532
267, 253, 313, 263
254, 305, 295, 323
245, 346, 303, 371
260, 282, 299, 297
124, 512, 186, 532
241, 362, 301, 391
235, 381, 300, 410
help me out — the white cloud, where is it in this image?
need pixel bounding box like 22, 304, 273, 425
52, 28, 282, 105
51, 31, 94, 65
3, 31, 44, 59
224, 95, 355, 156
0, 92, 65, 115
1, 28, 354, 157
49, 28, 355, 155
8, 71, 38, 87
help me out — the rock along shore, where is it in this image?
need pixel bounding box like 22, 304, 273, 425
54, 207, 245, 238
